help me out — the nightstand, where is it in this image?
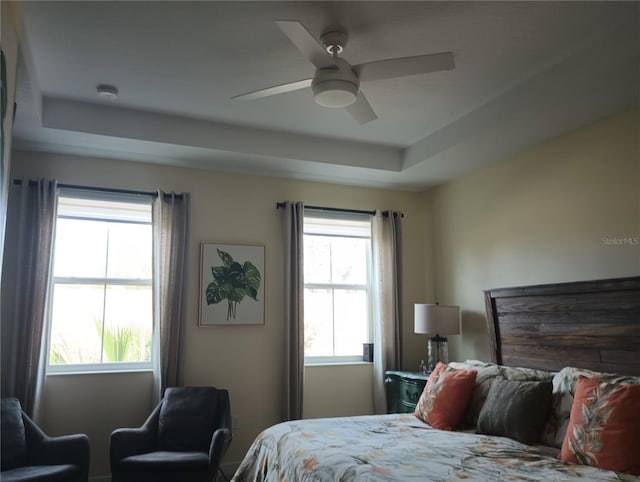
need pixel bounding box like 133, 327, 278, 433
384, 370, 431, 413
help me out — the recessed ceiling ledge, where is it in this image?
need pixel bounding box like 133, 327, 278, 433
41, 97, 404, 172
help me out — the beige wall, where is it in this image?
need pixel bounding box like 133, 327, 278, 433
6, 151, 429, 477
429, 108, 640, 362
303, 363, 374, 419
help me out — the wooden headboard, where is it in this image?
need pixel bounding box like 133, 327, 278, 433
484, 276, 640, 376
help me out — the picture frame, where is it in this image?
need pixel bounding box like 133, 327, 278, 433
199, 242, 265, 326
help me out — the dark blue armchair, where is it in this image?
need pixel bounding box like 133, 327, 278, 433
1, 397, 90, 482
110, 386, 231, 482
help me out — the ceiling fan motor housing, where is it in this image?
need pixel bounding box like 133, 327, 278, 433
312, 58, 359, 108
320, 30, 348, 55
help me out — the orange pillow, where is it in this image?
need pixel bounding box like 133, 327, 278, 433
559, 376, 640, 475
414, 362, 477, 430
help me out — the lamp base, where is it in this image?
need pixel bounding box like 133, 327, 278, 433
427, 335, 449, 371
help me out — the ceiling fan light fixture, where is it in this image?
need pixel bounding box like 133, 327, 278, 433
312, 79, 358, 108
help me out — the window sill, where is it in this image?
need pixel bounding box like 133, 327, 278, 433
305, 361, 373, 367
46, 368, 153, 376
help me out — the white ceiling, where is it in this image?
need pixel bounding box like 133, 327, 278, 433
12, 1, 640, 191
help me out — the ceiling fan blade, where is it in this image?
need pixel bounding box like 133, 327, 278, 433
232, 79, 313, 101
275, 20, 336, 69
345, 92, 377, 125
354, 52, 455, 82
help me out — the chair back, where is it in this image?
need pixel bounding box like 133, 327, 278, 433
1, 398, 27, 470
157, 387, 230, 453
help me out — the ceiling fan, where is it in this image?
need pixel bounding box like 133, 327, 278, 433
232, 21, 455, 124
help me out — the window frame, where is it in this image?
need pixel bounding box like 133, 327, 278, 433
303, 211, 373, 365
45, 190, 155, 375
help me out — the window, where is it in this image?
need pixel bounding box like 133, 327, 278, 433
303, 211, 372, 364
47, 191, 154, 373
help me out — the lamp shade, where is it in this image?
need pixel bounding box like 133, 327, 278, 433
414, 304, 460, 335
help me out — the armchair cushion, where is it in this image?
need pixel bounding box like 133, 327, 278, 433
0, 464, 80, 482
1, 398, 27, 470
158, 387, 218, 453
119, 451, 209, 472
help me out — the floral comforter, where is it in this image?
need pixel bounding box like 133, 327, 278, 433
232, 414, 639, 482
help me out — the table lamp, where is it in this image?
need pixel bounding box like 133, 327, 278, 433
414, 303, 460, 371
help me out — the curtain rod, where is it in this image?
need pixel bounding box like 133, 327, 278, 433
276, 202, 403, 218
13, 179, 183, 199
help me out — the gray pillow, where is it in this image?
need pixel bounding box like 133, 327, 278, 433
476, 378, 552, 445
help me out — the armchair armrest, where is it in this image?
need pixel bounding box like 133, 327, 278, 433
208, 427, 232, 474
110, 403, 160, 460
110, 427, 156, 461
110, 402, 161, 479
23, 415, 90, 481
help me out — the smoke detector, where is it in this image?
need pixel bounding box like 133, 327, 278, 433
97, 84, 118, 100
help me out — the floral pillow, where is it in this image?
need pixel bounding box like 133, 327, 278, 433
414, 362, 477, 431
540, 367, 640, 448
559, 377, 640, 474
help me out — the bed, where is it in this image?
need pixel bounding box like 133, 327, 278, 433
232, 276, 640, 482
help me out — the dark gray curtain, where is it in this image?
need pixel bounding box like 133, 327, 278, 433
281, 201, 304, 420
1, 179, 57, 418
152, 191, 190, 403
372, 210, 403, 414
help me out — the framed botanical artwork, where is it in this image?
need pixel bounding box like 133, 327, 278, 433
199, 242, 265, 326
